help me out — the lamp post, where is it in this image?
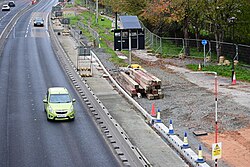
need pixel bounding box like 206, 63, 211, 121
96, 0, 98, 24
191, 71, 219, 167
229, 17, 236, 82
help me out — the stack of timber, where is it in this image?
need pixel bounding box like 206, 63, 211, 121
115, 71, 140, 97
117, 68, 164, 100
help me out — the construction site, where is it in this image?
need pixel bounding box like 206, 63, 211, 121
115, 64, 164, 100
54, 5, 250, 167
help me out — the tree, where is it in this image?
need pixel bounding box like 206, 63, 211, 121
140, 0, 172, 35
188, 0, 206, 51
170, 0, 193, 56
231, 0, 250, 44
204, 0, 244, 60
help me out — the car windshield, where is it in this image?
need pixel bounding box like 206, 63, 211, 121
49, 94, 71, 103
35, 18, 43, 21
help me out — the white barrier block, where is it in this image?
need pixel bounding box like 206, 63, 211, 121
153, 123, 210, 167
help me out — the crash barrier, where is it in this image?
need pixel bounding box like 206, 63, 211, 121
66, 23, 211, 166
49, 15, 151, 167
90, 49, 211, 167
154, 123, 209, 167
0, 4, 33, 54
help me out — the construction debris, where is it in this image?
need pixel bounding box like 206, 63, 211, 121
115, 66, 164, 100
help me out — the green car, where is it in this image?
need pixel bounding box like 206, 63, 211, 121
43, 87, 76, 121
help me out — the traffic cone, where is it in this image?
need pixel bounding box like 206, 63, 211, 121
168, 119, 174, 135
181, 132, 190, 149
198, 63, 202, 71
168, 120, 174, 134
98, 38, 101, 48
151, 103, 156, 117
196, 145, 205, 163
155, 108, 161, 123
232, 72, 236, 85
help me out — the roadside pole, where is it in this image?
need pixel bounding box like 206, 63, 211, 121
129, 29, 131, 65
214, 72, 218, 167
201, 40, 207, 66
191, 71, 221, 167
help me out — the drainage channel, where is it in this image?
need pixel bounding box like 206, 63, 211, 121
49, 15, 150, 167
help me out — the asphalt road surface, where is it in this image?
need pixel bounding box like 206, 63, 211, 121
0, 0, 120, 166
0, 0, 30, 33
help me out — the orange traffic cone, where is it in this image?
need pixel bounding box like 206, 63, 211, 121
151, 103, 156, 117
232, 72, 236, 85
198, 63, 202, 71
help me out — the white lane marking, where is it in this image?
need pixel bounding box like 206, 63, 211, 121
25, 18, 32, 38
45, 12, 50, 38
0, 12, 10, 21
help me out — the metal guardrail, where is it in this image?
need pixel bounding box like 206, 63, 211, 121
49, 15, 151, 167
91, 48, 211, 166
66, 21, 212, 166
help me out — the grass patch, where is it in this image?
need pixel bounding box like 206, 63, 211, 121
187, 64, 250, 82
69, 10, 127, 66
158, 40, 218, 61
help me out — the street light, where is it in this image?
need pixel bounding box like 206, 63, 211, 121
191, 71, 219, 167
96, 0, 98, 24
228, 16, 236, 82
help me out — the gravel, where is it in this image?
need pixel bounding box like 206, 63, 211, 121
79, 29, 250, 167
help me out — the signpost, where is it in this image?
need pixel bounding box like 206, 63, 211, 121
113, 16, 145, 65
191, 71, 221, 167
212, 142, 222, 160
52, 6, 61, 12
61, 18, 70, 24
55, 11, 63, 17
201, 39, 207, 66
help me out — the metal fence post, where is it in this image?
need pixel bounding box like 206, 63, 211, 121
160, 36, 162, 54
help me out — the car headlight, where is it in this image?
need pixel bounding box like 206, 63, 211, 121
49, 106, 54, 113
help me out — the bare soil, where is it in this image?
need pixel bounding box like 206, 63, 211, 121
69, 9, 250, 165
130, 51, 250, 167
200, 126, 250, 167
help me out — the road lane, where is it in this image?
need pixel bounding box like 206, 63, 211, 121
0, 0, 121, 166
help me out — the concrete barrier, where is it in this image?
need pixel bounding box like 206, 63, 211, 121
90, 50, 211, 167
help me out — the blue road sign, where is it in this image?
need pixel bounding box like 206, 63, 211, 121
202, 39, 207, 45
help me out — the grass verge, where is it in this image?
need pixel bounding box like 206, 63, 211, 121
187, 64, 250, 82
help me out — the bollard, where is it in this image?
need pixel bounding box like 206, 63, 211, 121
181, 132, 190, 149
98, 38, 101, 48
196, 145, 205, 163
155, 108, 161, 123
168, 119, 174, 135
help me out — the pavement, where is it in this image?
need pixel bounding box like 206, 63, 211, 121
51, 21, 188, 166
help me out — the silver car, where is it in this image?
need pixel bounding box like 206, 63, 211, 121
33, 17, 44, 27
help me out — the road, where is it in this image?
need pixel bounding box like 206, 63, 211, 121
0, 0, 120, 166
0, 0, 29, 32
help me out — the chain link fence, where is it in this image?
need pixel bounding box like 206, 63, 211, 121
75, 20, 100, 47
71, 3, 249, 65
140, 21, 250, 64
